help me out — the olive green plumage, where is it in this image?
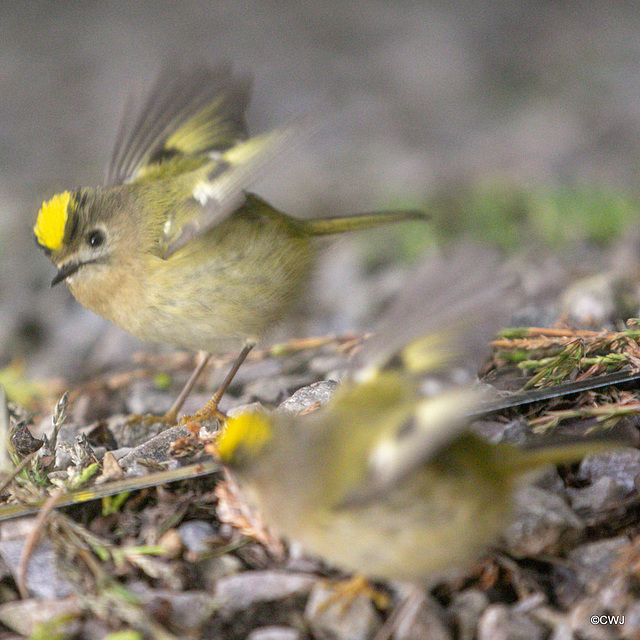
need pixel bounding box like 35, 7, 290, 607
34, 63, 424, 353
218, 250, 629, 582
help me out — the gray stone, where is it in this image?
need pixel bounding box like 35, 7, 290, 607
200, 554, 243, 589
127, 584, 217, 631
472, 417, 531, 446
621, 600, 640, 638
0, 538, 75, 599
117, 425, 191, 471
308, 355, 348, 377
277, 380, 339, 414
478, 604, 547, 640
577, 450, 640, 495
177, 520, 218, 556
504, 485, 583, 557
566, 537, 631, 595
566, 600, 627, 640
305, 581, 381, 640
449, 589, 490, 640
225, 357, 283, 388
213, 571, 315, 617
247, 627, 303, 640
392, 594, 451, 640
559, 273, 617, 327
243, 374, 316, 405
125, 379, 175, 417
566, 476, 623, 514
532, 468, 568, 495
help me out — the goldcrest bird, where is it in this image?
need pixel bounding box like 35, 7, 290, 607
217, 248, 630, 583
33, 63, 425, 419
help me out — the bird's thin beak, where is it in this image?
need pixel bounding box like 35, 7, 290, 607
51, 261, 81, 287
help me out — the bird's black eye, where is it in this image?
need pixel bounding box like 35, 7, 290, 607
86, 229, 105, 248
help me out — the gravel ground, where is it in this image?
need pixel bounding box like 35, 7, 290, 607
3, 2, 640, 638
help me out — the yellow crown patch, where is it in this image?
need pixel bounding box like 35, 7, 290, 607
34, 191, 72, 252
217, 410, 273, 462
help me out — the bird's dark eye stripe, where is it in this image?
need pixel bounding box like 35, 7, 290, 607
77, 190, 88, 210
64, 208, 80, 245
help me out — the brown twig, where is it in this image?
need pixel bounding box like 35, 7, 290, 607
16, 485, 64, 599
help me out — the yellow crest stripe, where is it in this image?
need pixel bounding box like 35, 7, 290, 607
34, 191, 71, 251
216, 410, 273, 461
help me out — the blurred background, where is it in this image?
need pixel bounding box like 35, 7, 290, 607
3, 0, 640, 387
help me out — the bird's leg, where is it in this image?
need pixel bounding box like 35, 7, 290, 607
180, 341, 255, 425
316, 575, 391, 616
163, 351, 212, 423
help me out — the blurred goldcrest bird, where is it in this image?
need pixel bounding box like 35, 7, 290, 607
217, 248, 630, 582
33, 63, 425, 420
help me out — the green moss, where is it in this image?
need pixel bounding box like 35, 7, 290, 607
426, 181, 640, 248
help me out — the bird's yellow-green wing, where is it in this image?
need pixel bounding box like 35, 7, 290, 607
160, 121, 312, 257
356, 246, 515, 378
106, 62, 251, 185
106, 62, 315, 256
323, 247, 515, 502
